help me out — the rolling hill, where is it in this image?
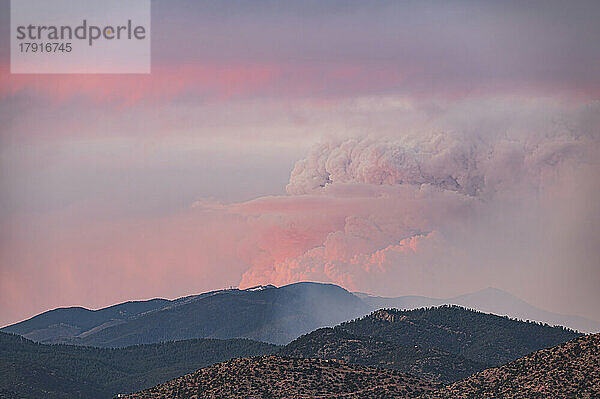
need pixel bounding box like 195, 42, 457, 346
279, 306, 579, 382
121, 356, 438, 399
338, 307, 579, 367
425, 332, 600, 398
0, 331, 277, 399
279, 326, 483, 383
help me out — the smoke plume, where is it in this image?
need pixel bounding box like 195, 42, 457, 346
238, 131, 598, 300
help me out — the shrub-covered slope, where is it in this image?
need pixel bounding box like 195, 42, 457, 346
123, 356, 437, 399
425, 333, 600, 398
279, 327, 483, 383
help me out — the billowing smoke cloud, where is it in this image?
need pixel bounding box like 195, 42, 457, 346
286, 134, 586, 198
238, 131, 598, 299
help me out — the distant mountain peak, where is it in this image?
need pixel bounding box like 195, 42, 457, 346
460, 286, 518, 298
481, 286, 507, 293
358, 287, 600, 333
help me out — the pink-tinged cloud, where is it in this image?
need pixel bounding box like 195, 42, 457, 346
0, 63, 280, 105
3, 0, 600, 112
237, 132, 597, 293
2, 58, 598, 107
1, 127, 600, 326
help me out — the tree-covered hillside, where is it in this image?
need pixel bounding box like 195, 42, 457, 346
340, 306, 580, 367
0, 332, 278, 399
279, 305, 580, 383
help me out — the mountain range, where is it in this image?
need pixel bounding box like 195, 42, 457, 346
0, 304, 582, 398
2, 281, 598, 398
124, 332, 600, 399
3, 282, 370, 346
4, 282, 598, 350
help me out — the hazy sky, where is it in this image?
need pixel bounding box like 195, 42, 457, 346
1, 0, 599, 326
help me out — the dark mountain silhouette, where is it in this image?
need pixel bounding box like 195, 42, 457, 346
425, 332, 600, 398
6, 283, 595, 348
0, 306, 587, 398
2, 299, 171, 343
122, 356, 438, 399
2, 282, 370, 346
0, 331, 277, 399
279, 306, 579, 382
338, 307, 579, 368
357, 287, 600, 333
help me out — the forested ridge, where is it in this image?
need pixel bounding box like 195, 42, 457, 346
0, 332, 277, 399
339, 306, 580, 367
0, 305, 583, 398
